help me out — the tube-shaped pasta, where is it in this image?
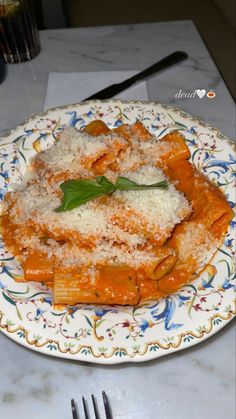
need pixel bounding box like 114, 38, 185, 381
2, 119, 233, 306
157, 131, 191, 164
154, 159, 234, 296
83, 120, 111, 136
165, 159, 233, 238
24, 253, 54, 282
139, 247, 177, 280
54, 266, 139, 305
138, 278, 165, 301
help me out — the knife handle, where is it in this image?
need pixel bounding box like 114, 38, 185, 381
83, 51, 188, 101
132, 51, 188, 82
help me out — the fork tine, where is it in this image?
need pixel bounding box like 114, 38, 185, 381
91, 394, 100, 419
71, 399, 79, 419
102, 391, 113, 419
82, 397, 90, 419
71, 393, 112, 419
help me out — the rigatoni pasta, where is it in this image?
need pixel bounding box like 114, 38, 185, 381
2, 120, 233, 305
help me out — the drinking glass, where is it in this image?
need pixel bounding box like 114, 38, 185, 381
0, 0, 40, 63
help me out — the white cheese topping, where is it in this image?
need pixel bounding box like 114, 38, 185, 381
6, 127, 192, 268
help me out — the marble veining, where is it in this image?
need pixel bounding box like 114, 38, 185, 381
0, 323, 234, 419
0, 21, 235, 139
0, 21, 235, 419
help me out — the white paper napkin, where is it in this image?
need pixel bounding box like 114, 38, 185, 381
44, 71, 149, 110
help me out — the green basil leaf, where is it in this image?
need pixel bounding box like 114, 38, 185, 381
114, 176, 168, 191
55, 175, 168, 212
55, 178, 114, 212
96, 176, 115, 193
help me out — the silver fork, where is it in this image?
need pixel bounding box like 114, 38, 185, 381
71, 391, 113, 419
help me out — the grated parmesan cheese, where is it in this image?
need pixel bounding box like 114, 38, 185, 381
4, 126, 193, 270
177, 222, 217, 263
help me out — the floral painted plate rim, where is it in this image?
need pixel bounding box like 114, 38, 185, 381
0, 99, 235, 364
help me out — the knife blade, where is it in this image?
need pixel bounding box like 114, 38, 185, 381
83, 51, 188, 101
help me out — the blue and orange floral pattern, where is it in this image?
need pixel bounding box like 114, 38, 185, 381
0, 100, 235, 363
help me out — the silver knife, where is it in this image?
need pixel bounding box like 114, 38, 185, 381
83, 51, 188, 101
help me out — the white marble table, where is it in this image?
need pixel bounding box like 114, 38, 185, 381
0, 21, 235, 419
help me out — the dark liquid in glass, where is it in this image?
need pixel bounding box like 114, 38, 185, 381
0, 0, 40, 63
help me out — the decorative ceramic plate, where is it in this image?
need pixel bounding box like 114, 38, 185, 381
0, 100, 235, 364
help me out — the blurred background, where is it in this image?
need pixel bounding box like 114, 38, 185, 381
33, 0, 236, 100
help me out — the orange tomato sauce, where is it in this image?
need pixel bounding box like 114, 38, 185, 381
1, 120, 233, 305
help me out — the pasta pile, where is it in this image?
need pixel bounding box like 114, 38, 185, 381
2, 121, 233, 305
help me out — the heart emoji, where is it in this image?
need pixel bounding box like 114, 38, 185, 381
196, 89, 206, 99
